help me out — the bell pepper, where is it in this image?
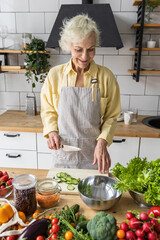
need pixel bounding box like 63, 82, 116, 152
0, 203, 14, 224
148, 206, 160, 218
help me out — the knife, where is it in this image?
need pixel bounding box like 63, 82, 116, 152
61, 144, 81, 152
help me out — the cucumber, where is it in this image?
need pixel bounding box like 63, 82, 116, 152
67, 185, 75, 191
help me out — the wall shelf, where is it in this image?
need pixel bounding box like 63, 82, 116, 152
128, 70, 160, 73
0, 50, 50, 54
133, 0, 159, 6
130, 48, 160, 51
132, 24, 160, 28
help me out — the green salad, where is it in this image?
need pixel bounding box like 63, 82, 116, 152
111, 157, 160, 206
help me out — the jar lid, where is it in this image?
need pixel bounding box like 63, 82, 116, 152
12, 174, 37, 190
37, 178, 59, 194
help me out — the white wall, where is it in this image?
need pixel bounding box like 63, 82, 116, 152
0, 0, 160, 115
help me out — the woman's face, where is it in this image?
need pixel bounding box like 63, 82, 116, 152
70, 32, 96, 71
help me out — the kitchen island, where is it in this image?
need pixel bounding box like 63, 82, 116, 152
4, 167, 149, 225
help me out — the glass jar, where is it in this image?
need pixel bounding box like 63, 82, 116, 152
36, 178, 61, 208
22, 33, 32, 50
12, 174, 37, 216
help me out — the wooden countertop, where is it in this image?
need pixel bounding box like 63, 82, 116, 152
0, 110, 160, 138
3, 167, 148, 224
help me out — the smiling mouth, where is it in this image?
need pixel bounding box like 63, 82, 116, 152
79, 59, 88, 63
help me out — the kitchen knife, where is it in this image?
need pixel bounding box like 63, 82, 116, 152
61, 144, 81, 152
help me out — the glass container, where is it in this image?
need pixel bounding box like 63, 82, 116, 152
36, 178, 61, 208
12, 174, 37, 216
22, 33, 32, 50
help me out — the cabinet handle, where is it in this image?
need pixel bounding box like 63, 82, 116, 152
6, 153, 21, 158
4, 133, 20, 137
113, 139, 126, 143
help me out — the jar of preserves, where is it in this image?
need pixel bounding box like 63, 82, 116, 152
12, 174, 37, 216
22, 33, 32, 50
36, 178, 61, 208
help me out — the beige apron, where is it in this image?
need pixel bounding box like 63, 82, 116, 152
51, 76, 101, 169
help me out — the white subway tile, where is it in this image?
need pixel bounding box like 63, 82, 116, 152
96, 47, 118, 55
119, 35, 135, 55
0, 74, 5, 91
104, 56, 132, 75
130, 96, 159, 112
30, 0, 58, 12
49, 54, 71, 67
5, 73, 32, 92
114, 12, 137, 34
141, 56, 160, 69
16, 13, 44, 33
0, 92, 19, 108
1, 0, 29, 12
121, 0, 136, 11
45, 13, 57, 34
120, 95, 130, 112
146, 76, 160, 95
94, 55, 103, 66
20, 92, 40, 110
117, 76, 145, 95
94, 0, 121, 11
60, 0, 81, 5
0, 13, 16, 33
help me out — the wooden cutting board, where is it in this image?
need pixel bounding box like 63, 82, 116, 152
47, 168, 109, 195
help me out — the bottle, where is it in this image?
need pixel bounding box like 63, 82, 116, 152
12, 174, 37, 216
22, 33, 32, 50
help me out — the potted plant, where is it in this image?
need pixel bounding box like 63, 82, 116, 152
22, 37, 50, 88
145, 0, 160, 23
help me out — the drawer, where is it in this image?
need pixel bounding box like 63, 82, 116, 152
38, 153, 52, 169
0, 149, 37, 168
0, 131, 36, 150
37, 133, 52, 153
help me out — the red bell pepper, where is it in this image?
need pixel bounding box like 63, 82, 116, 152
148, 206, 160, 218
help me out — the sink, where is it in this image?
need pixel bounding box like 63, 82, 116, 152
142, 116, 160, 130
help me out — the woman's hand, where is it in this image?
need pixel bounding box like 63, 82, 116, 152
47, 131, 61, 150
93, 138, 111, 174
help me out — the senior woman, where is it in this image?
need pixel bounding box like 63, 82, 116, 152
41, 14, 121, 173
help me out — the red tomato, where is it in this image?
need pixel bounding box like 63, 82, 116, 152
36, 236, 45, 240
49, 228, 52, 235
50, 234, 58, 239
6, 236, 16, 240
51, 218, 59, 225
51, 224, 60, 233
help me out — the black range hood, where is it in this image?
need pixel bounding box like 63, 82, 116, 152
46, 0, 123, 49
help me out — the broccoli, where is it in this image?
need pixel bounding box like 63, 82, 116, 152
87, 211, 117, 240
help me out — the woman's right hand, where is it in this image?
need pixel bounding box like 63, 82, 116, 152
47, 131, 61, 150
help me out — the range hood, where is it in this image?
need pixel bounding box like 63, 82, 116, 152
46, 0, 123, 49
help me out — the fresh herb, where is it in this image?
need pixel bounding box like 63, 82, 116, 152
21, 37, 50, 88
145, 0, 160, 23
111, 157, 160, 205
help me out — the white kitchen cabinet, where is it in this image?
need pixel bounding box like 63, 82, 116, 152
139, 138, 160, 161
108, 137, 140, 168
0, 131, 37, 168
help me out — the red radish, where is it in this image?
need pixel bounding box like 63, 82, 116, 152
120, 222, 128, 231
143, 222, 151, 232
137, 238, 144, 240
126, 212, 134, 220
147, 231, 157, 240
150, 218, 158, 226
126, 230, 136, 239
129, 217, 141, 229
155, 222, 160, 233
135, 228, 145, 238
0, 171, 3, 177
140, 212, 149, 221
3, 171, 8, 176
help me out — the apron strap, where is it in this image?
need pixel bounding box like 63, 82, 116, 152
91, 78, 98, 102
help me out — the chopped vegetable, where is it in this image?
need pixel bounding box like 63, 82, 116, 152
67, 185, 75, 191
87, 211, 117, 240
54, 172, 80, 191
111, 157, 160, 205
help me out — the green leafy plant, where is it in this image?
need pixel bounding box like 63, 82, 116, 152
145, 0, 160, 23
21, 37, 50, 88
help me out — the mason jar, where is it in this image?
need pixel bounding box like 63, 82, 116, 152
12, 174, 37, 216
22, 33, 32, 50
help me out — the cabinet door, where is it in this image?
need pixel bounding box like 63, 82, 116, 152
139, 138, 160, 161
37, 133, 52, 153
0, 149, 37, 168
108, 137, 140, 168
0, 131, 36, 150
38, 153, 52, 169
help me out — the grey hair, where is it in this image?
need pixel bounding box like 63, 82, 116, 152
59, 14, 100, 53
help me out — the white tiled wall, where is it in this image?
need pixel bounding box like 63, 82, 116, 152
0, 0, 160, 115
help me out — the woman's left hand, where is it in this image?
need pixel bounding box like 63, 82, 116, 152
93, 138, 111, 174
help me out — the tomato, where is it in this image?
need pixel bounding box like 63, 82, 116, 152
51, 224, 60, 233
51, 218, 59, 225
6, 236, 16, 240
148, 206, 160, 218
65, 231, 73, 240
32, 212, 39, 219
49, 214, 55, 220
49, 228, 52, 235
70, 222, 76, 228
117, 229, 126, 239
36, 236, 45, 240
50, 234, 58, 239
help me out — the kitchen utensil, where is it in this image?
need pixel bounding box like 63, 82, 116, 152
61, 144, 81, 151
78, 175, 122, 210
129, 189, 153, 208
